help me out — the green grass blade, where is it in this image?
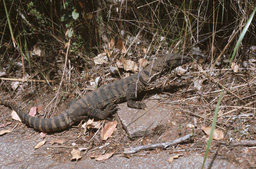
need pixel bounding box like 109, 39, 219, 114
3, 0, 16, 47
201, 90, 224, 169
230, 7, 256, 64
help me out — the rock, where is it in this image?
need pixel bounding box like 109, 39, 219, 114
117, 99, 172, 138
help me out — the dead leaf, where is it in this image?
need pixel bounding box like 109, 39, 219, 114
37, 104, 43, 113
65, 29, 69, 38
95, 152, 114, 161
89, 77, 102, 89
89, 152, 99, 159
31, 44, 42, 56
34, 140, 46, 149
193, 79, 203, 91
95, 76, 101, 87
78, 147, 88, 151
175, 66, 187, 76
121, 59, 138, 72
82, 119, 101, 133
94, 53, 108, 65
250, 45, 256, 52
64, 41, 70, 48
109, 38, 115, 49
201, 126, 224, 140
109, 66, 118, 74
168, 154, 183, 163
249, 58, 256, 63
0, 129, 12, 136
122, 46, 126, 54
142, 47, 147, 54
29, 107, 37, 116
0, 70, 6, 77
86, 13, 93, 20
138, 58, 149, 69
40, 132, 46, 138
100, 121, 117, 140
11, 110, 21, 122
102, 34, 109, 43
82, 119, 94, 128
116, 59, 123, 69
50, 139, 65, 145
231, 62, 239, 73
71, 149, 82, 161
78, 1, 84, 8
116, 39, 126, 53
11, 81, 20, 90
186, 124, 195, 128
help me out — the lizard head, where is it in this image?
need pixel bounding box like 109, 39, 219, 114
150, 54, 191, 73
140, 53, 192, 83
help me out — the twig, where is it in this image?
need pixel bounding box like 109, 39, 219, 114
220, 140, 256, 147
46, 145, 73, 149
17, 8, 32, 27
0, 77, 54, 83
219, 105, 256, 110
229, 140, 256, 147
123, 133, 193, 154
219, 100, 256, 118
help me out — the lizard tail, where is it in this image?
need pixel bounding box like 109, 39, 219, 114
0, 99, 73, 133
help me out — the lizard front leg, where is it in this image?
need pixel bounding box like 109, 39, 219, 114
126, 83, 146, 109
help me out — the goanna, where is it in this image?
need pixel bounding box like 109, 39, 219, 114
0, 54, 191, 133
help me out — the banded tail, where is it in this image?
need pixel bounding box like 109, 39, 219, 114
0, 99, 74, 133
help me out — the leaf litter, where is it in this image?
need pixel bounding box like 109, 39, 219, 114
100, 121, 117, 141
34, 140, 46, 149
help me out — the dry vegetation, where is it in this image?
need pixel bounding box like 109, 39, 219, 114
0, 0, 256, 168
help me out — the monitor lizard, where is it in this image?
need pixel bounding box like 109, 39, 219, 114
0, 54, 191, 133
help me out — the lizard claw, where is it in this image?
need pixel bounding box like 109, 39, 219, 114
127, 100, 147, 109
105, 103, 118, 114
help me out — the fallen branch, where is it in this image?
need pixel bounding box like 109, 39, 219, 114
123, 133, 193, 154
221, 140, 256, 147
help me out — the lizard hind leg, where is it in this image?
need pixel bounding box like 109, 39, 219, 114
78, 103, 118, 120
96, 103, 118, 119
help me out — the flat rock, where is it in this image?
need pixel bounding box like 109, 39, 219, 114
117, 98, 175, 138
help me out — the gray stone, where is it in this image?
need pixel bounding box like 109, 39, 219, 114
117, 98, 173, 138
